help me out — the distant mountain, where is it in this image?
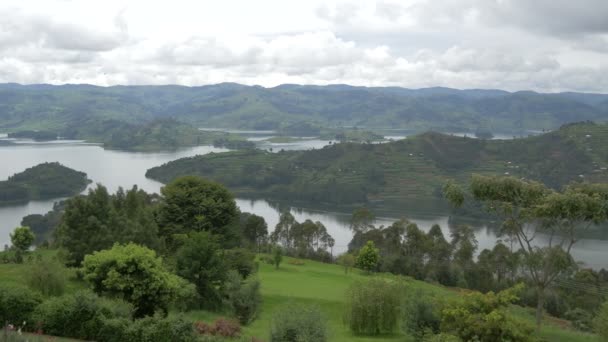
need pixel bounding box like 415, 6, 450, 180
146, 122, 608, 211
0, 83, 607, 134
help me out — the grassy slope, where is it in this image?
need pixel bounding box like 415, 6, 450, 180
0, 250, 596, 341
186, 256, 596, 342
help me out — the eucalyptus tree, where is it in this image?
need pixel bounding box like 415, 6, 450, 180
444, 175, 608, 331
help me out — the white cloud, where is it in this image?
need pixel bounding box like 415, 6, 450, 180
0, 0, 606, 93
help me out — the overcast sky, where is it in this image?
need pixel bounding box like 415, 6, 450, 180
1, 0, 607, 92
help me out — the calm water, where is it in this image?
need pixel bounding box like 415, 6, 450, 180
0, 140, 607, 269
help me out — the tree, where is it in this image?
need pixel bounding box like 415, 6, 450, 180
175, 231, 226, 309
350, 207, 376, 233
270, 211, 297, 249
10, 226, 35, 252
82, 243, 181, 318
241, 213, 268, 252
338, 253, 356, 274
356, 241, 380, 273
403, 222, 428, 279
426, 224, 453, 285
445, 175, 608, 331
272, 245, 283, 269
441, 284, 534, 341
157, 176, 238, 249
56, 185, 161, 266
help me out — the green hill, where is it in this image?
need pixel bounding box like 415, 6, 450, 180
146, 122, 608, 210
1, 83, 607, 135
0, 162, 90, 205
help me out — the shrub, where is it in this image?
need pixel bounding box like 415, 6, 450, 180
224, 248, 256, 278
337, 253, 355, 274
344, 279, 403, 335
32, 291, 132, 340
402, 291, 442, 339
0, 285, 42, 328
423, 333, 462, 342
440, 285, 534, 342
125, 314, 197, 342
594, 301, 608, 339
269, 303, 327, 342
195, 317, 241, 337
223, 271, 262, 325
565, 308, 593, 332
172, 279, 201, 312
25, 257, 67, 296
355, 241, 379, 273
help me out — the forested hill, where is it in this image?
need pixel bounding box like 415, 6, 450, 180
1, 83, 607, 134
146, 122, 608, 209
0, 162, 90, 205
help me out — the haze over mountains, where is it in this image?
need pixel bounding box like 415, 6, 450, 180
1, 83, 608, 134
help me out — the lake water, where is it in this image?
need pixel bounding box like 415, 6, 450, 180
0, 139, 607, 269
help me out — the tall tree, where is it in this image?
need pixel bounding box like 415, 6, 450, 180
445, 175, 608, 331
241, 213, 268, 252
157, 176, 238, 250
350, 207, 376, 233
175, 231, 226, 309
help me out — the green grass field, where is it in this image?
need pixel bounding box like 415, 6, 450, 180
0, 251, 599, 341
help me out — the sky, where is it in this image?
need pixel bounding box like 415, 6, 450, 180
1, 0, 607, 92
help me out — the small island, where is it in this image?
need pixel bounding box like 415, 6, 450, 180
0, 162, 90, 205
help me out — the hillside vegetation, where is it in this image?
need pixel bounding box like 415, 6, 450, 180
146, 122, 608, 209
0, 250, 595, 342
0, 162, 90, 205
1, 83, 607, 134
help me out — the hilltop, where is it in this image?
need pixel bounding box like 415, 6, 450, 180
146, 122, 608, 210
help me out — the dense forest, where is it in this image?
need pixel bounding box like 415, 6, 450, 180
1, 83, 607, 135
146, 121, 608, 210
0, 162, 90, 205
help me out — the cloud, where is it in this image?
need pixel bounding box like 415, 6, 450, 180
0, 0, 606, 93
0, 7, 128, 52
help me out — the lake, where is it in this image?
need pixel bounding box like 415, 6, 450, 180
0, 139, 607, 269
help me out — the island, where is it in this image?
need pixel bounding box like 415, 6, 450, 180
0, 162, 90, 205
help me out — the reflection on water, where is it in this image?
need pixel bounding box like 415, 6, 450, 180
0, 140, 606, 269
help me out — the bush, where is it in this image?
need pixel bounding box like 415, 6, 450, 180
402, 291, 442, 339
125, 314, 197, 342
440, 285, 534, 342
269, 303, 327, 342
223, 271, 262, 325
224, 248, 256, 278
344, 279, 403, 335
172, 279, 201, 312
195, 317, 241, 337
0, 285, 42, 328
423, 333, 462, 342
565, 308, 593, 332
595, 301, 608, 338
32, 291, 132, 340
25, 257, 67, 296
355, 241, 379, 273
